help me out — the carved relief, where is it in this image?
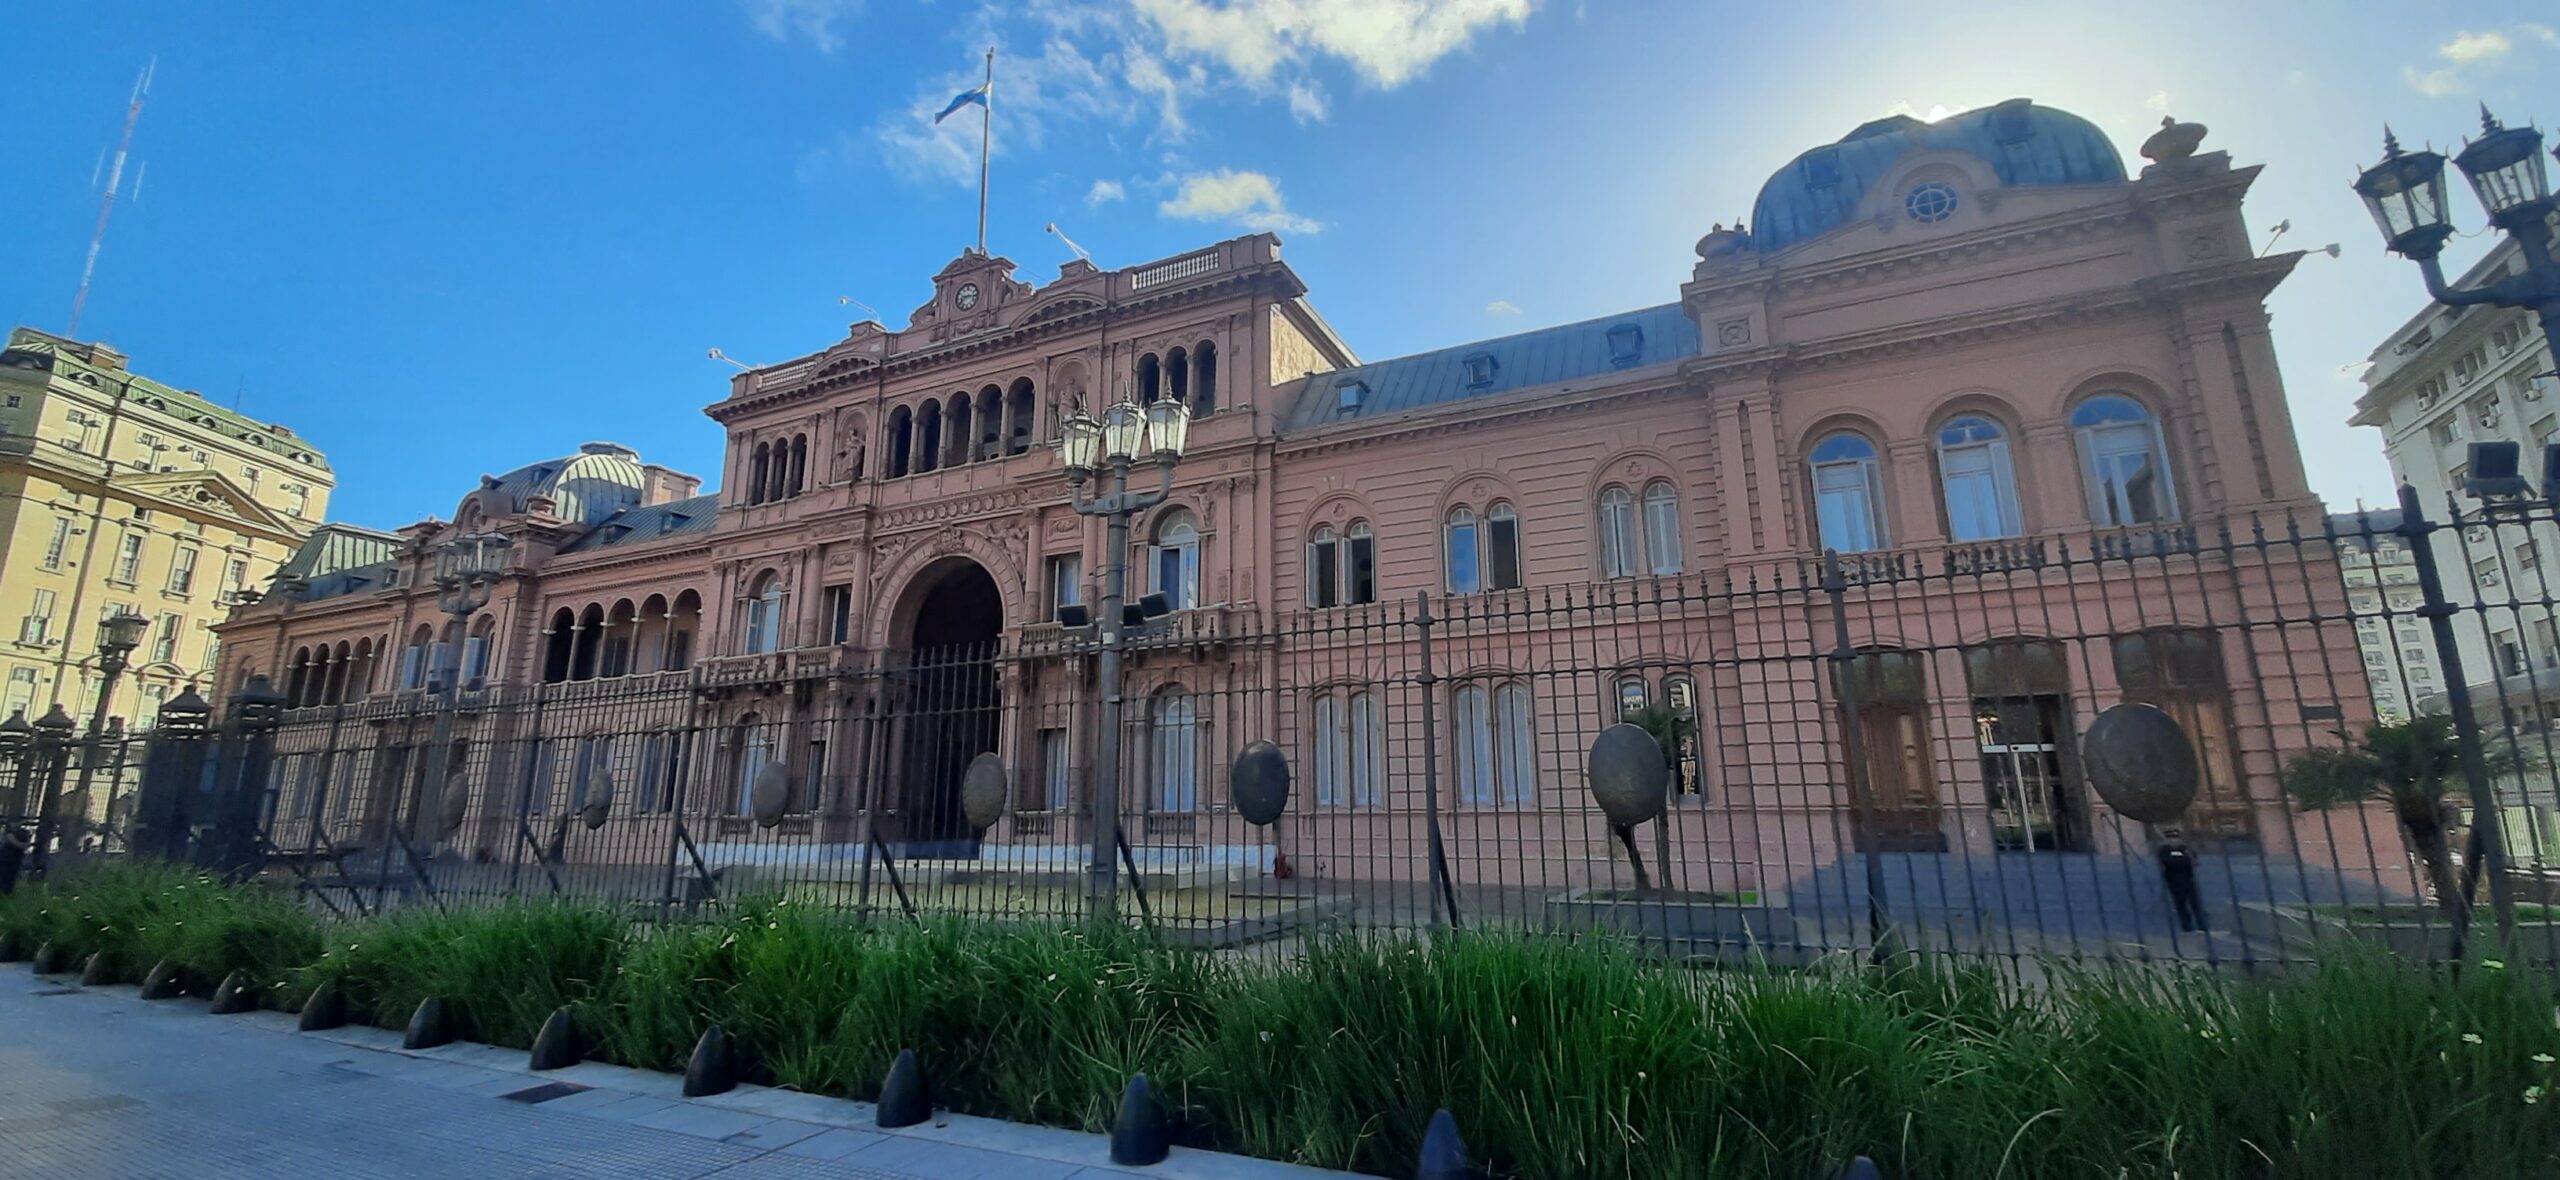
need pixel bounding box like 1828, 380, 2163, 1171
834, 409, 867, 482
2183, 231, 2227, 262
1716, 318, 1752, 347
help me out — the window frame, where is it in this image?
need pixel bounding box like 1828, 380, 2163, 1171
1809, 432, 1887, 553
2071, 394, 2180, 527
1934, 415, 2023, 541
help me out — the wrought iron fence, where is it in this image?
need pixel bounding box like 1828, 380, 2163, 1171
11, 497, 2560, 970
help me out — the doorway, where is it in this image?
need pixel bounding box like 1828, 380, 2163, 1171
1963, 640, 2092, 854
893, 560, 1003, 851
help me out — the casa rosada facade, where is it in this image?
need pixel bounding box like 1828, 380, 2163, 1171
212, 100, 2396, 893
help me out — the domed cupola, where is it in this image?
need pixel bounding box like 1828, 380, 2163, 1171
1746, 98, 2127, 255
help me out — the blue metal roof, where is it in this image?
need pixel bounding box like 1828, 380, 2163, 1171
1749, 99, 2126, 255
1277, 303, 1699, 433
480, 443, 649, 528
562, 494, 721, 553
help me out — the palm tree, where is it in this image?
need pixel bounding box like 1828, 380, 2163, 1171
2281, 715, 2502, 926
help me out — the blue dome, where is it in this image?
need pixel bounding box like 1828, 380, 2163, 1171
1747, 99, 2127, 255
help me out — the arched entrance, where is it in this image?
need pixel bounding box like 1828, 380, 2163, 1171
889, 559, 1004, 851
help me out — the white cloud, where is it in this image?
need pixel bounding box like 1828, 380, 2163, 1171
1485, 299, 1521, 316
741, 0, 865, 53
1134, 0, 1532, 89
1087, 178, 1127, 204
2402, 25, 2547, 97
1159, 168, 1321, 234
1287, 81, 1328, 123
873, 31, 1134, 187
2143, 90, 2171, 115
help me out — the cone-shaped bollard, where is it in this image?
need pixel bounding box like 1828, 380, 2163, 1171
683, 1024, 737, 1097
140, 958, 182, 1000
0, 930, 26, 962
30, 940, 67, 975
1839, 1158, 1882, 1180
876, 1048, 931, 1128
209, 970, 257, 1014
298, 981, 348, 1031
1108, 1073, 1171, 1166
529, 1006, 582, 1070
404, 997, 455, 1050
79, 951, 114, 987
1416, 1109, 1473, 1180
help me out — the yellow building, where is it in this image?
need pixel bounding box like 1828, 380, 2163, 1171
0, 326, 331, 727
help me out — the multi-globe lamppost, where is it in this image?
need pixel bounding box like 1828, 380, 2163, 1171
39, 609, 149, 875
1058, 396, 1190, 914
2355, 107, 2560, 365
417, 531, 512, 851
2352, 106, 2560, 944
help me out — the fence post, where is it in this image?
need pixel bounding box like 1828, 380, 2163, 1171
1823, 551, 1893, 959
1415, 591, 1459, 929
131, 687, 212, 859
2396, 484, 2518, 956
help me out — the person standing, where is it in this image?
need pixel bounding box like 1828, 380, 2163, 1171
2156, 828, 2206, 932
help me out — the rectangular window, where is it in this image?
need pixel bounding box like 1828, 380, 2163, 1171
1940, 441, 2022, 541
200, 636, 220, 678
220, 556, 248, 598
1815, 462, 1884, 550
1349, 690, 1382, 805
1312, 694, 1345, 806
637, 734, 669, 814
1040, 727, 1072, 810
461, 633, 490, 685
800, 737, 827, 813
2537, 618, 2560, 670
40, 518, 70, 571
1486, 510, 1522, 591
167, 545, 199, 596
1310, 536, 1341, 608
4, 668, 35, 717
1045, 554, 1082, 619
526, 740, 557, 815
1446, 516, 1481, 594
823, 584, 853, 645
21, 588, 57, 645
2496, 630, 2529, 677
150, 613, 180, 665
2475, 554, 2503, 589
111, 531, 144, 584
398, 643, 424, 690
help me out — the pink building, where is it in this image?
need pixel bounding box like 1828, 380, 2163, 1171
214, 101, 2401, 947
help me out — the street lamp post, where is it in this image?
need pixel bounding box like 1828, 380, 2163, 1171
1060, 397, 1190, 915
2356, 109, 2560, 365
417, 531, 512, 849
2354, 108, 2560, 953
45, 611, 149, 873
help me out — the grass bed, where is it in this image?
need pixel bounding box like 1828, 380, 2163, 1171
7, 863, 2559, 1178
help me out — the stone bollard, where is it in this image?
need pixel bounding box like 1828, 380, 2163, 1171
1108, 1073, 1170, 1166
876, 1048, 931, 1128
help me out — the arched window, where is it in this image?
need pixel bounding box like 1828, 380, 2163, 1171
916, 398, 942, 474
1310, 689, 1384, 807
1810, 433, 1886, 553
887, 406, 913, 478
665, 589, 700, 672
788, 434, 808, 496
1152, 509, 1201, 610
463, 617, 495, 687
1346, 521, 1376, 605
1006, 378, 1035, 455
285, 646, 311, 707
1597, 486, 1637, 579
1192, 340, 1218, 416
948, 395, 972, 467
2072, 395, 2176, 526
600, 600, 637, 678
1642, 481, 1683, 575
400, 625, 434, 690
541, 608, 575, 683
1936, 415, 2021, 541
1445, 507, 1479, 594
1166, 345, 1190, 405
1138, 353, 1162, 405
1306, 525, 1339, 608
731, 715, 774, 815
1485, 502, 1522, 590
743, 572, 784, 654
1152, 687, 1199, 812
1453, 681, 1535, 805
750, 441, 770, 505
976, 386, 1002, 461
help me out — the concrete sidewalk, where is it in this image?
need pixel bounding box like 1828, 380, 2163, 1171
0, 967, 1360, 1179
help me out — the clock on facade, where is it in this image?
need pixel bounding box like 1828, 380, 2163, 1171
956, 283, 980, 310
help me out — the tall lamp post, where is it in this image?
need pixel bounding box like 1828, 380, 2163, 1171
2354, 108, 2559, 950
1059, 397, 1190, 914
44, 610, 148, 873
418, 531, 512, 846
2356, 109, 2560, 361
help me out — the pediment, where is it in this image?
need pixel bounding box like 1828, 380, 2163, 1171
113, 469, 301, 537
1015, 294, 1104, 328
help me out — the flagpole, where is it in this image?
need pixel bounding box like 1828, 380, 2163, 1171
977, 45, 993, 256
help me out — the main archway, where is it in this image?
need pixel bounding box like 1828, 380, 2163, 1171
888, 558, 1004, 851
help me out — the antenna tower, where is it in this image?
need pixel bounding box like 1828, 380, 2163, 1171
69, 58, 155, 338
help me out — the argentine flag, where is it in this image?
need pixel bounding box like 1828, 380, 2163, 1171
934, 82, 990, 124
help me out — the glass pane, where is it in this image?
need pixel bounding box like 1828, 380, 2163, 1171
1351, 692, 1382, 805
1643, 484, 1682, 574
1349, 534, 1376, 604
1311, 539, 1340, 608
1488, 512, 1522, 590
1815, 463, 1880, 551
1454, 686, 1490, 803
1496, 684, 1535, 804
1447, 519, 1480, 594
1599, 490, 1635, 578
1313, 695, 1344, 806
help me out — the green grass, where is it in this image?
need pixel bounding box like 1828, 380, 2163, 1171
10, 863, 2560, 1178
0, 862, 322, 994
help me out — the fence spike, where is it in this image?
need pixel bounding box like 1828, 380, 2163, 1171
876, 1048, 931, 1127
403, 996, 455, 1049
209, 969, 257, 1014
298, 980, 348, 1031
1109, 1073, 1170, 1166
140, 958, 182, 1000
684, 1024, 737, 1097
78, 951, 114, 987
1416, 1109, 1473, 1180
528, 1006, 582, 1069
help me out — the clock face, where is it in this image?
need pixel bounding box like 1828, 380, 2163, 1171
956, 283, 980, 311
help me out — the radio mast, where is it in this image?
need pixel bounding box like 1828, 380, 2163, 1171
69, 58, 155, 338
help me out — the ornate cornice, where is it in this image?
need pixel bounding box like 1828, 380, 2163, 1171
1273, 372, 1698, 460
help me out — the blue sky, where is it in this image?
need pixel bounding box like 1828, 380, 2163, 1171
3, 1, 2555, 529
